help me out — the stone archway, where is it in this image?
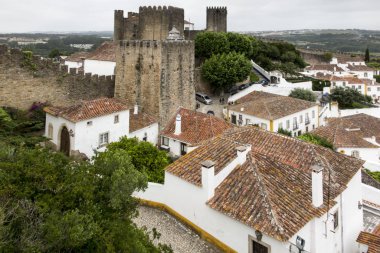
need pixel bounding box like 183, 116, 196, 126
60, 126, 70, 156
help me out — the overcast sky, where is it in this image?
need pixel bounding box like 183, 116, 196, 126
0, 0, 380, 33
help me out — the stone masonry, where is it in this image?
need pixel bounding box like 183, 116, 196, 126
0, 45, 114, 110
206, 7, 227, 32
114, 39, 195, 126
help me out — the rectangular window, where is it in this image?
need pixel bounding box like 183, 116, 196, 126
305, 113, 310, 125
358, 85, 362, 89
368, 87, 371, 92
114, 115, 119, 124
293, 117, 298, 130
162, 137, 169, 146
377, 87, 380, 91
238, 115, 243, 126
333, 211, 339, 230
99, 132, 109, 147
299, 115, 303, 123
343, 82, 346, 86
286, 120, 290, 129
143, 133, 147, 142
246, 119, 251, 125
312, 110, 315, 119
87, 121, 93, 126
278, 122, 283, 129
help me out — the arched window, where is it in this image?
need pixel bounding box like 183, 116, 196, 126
48, 124, 53, 139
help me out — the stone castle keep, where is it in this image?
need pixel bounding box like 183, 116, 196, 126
114, 6, 197, 126
206, 7, 227, 32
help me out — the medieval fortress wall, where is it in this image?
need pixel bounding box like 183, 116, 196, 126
0, 45, 114, 110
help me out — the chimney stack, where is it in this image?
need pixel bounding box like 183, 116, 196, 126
236, 146, 249, 164
134, 104, 138, 115
174, 114, 181, 135
311, 164, 324, 208
201, 160, 215, 199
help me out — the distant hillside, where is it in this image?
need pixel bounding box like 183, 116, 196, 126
246, 29, 380, 56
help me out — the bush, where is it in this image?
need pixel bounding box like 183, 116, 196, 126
195, 32, 229, 59
330, 86, 373, 109
298, 133, 334, 149
289, 88, 317, 102
278, 128, 292, 136
250, 72, 260, 82
374, 75, 380, 83
366, 169, 380, 183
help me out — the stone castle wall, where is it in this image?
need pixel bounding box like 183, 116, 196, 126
115, 40, 195, 126
0, 45, 114, 110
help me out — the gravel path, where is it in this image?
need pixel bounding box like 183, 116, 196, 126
133, 205, 222, 253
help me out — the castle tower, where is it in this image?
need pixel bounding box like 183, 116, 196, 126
138, 6, 184, 41
206, 7, 227, 32
114, 39, 195, 126
114, 10, 125, 41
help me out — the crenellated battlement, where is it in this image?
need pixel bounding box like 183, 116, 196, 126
206, 6, 227, 32
207, 6, 227, 12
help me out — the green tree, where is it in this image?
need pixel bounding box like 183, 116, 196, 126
289, 88, 317, 102
202, 52, 252, 91
365, 47, 370, 62
366, 169, 380, 183
330, 86, 373, 109
105, 137, 170, 183
226, 32, 253, 56
0, 145, 171, 252
312, 80, 331, 91
322, 52, 333, 62
195, 32, 229, 59
278, 128, 292, 137
298, 133, 334, 149
48, 48, 61, 58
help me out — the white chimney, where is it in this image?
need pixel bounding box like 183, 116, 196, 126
134, 104, 138, 115
174, 114, 181, 135
311, 164, 324, 208
201, 160, 215, 199
236, 146, 249, 165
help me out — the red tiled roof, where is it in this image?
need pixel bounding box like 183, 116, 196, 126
44, 98, 130, 122
86, 41, 116, 62
357, 232, 380, 253
312, 114, 380, 149
229, 91, 317, 120
129, 109, 157, 133
161, 108, 233, 145
335, 55, 364, 64
348, 64, 374, 72
305, 64, 344, 72
166, 127, 363, 241
65, 51, 91, 62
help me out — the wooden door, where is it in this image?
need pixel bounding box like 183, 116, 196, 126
60, 126, 70, 156
252, 240, 268, 253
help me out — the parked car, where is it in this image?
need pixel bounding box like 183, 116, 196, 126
238, 83, 250, 90
196, 92, 213, 105
259, 80, 269, 86
229, 86, 238, 95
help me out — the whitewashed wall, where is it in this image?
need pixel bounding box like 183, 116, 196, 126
337, 148, 380, 165
340, 108, 380, 118
64, 61, 82, 72
362, 183, 380, 207
129, 123, 159, 146
84, 60, 116, 76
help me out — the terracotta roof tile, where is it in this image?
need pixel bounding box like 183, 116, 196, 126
86, 41, 116, 62
161, 108, 233, 145
44, 98, 130, 122
362, 171, 380, 190
357, 232, 380, 253
65, 51, 91, 62
305, 64, 344, 72
129, 110, 157, 133
348, 64, 374, 72
312, 114, 380, 149
166, 127, 363, 241
228, 91, 317, 120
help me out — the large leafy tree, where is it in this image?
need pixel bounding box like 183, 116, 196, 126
195, 32, 229, 59
330, 86, 372, 109
289, 88, 317, 102
0, 145, 170, 252
105, 137, 170, 183
201, 52, 252, 91
226, 32, 253, 56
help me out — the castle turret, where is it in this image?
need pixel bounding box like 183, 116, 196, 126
114, 10, 125, 41
206, 7, 227, 32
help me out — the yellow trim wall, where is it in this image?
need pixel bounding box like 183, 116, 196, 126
138, 199, 237, 253
270, 120, 274, 131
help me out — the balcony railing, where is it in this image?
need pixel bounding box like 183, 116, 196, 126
305, 118, 310, 125
293, 123, 298, 130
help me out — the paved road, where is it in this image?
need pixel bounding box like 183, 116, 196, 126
133, 205, 222, 253
196, 94, 228, 119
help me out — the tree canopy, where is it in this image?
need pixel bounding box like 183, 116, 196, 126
298, 133, 334, 149
105, 137, 170, 183
201, 52, 252, 91
289, 88, 317, 102
330, 86, 373, 109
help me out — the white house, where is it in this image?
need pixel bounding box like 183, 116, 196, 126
135, 126, 365, 253
330, 55, 366, 67
356, 231, 380, 253
347, 64, 374, 80
83, 41, 116, 76
312, 113, 380, 168
44, 98, 158, 158
227, 91, 319, 137
160, 107, 233, 157
304, 64, 346, 77
64, 51, 90, 73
